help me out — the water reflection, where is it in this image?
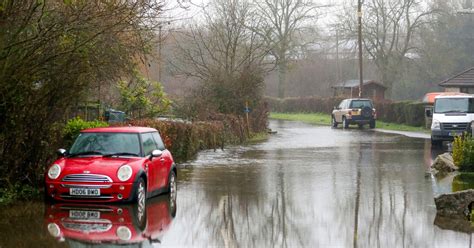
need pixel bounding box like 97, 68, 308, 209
162, 121, 471, 247
44, 195, 176, 247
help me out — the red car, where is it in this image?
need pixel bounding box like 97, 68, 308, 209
44, 126, 177, 204
44, 195, 176, 245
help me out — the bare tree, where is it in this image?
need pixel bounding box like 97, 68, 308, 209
171, 0, 270, 116
252, 0, 322, 99
338, 0, 436, 97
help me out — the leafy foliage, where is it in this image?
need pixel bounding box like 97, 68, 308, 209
0, 0, 162, 188
452, 134, 474, 172
63, 117, 109, 148
118, 72, 171, 119
453, 134, 467, 167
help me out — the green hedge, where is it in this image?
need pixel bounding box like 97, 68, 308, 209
265, 96, 344, 114
374, 101, 426, 126
62, 117, 109, 148
266, 96, 426, 127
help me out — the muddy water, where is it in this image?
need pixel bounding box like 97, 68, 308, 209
0, 120, 471, 247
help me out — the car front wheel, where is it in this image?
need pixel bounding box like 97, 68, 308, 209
134, 177, 146, 204
343, 117, 349, 128
331, 116, 338, 128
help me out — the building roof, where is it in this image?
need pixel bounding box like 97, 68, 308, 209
82, 126, 157, 133
439, 67, 474, 87
332, 80, 387, 89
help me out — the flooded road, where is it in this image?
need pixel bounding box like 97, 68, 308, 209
0, 120, 471, 247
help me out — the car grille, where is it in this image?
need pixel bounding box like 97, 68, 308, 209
62, 174, 113, 183
441, 123, 469, 131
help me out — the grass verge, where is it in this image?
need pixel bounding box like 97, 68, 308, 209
248, 132, 270, 143
270, 112, 429, 133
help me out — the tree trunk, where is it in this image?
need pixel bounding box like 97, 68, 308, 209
278, 62, 287, 99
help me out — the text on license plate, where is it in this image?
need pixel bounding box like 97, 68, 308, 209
70, 188, 100, 196
69, 210, 100, 219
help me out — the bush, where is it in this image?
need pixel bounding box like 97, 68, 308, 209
452, 133, 474, 172
453, 134, 467, 167
63, 117, 109, 148
265, 96, 344, 114
374, 101, 425, 126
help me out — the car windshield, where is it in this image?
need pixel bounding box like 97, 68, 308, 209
349, 100, 373, 109
434, 98, 474, 113
69, 132, 141, 157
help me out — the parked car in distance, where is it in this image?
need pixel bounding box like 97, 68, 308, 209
332, 98, 376, 129
44, 126, 177, 204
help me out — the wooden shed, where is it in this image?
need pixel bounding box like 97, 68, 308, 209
332, 80, 387, 101
439, 67, 474, 93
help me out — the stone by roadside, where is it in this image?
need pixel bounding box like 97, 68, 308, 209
431, 152, 458, 176
434, 189, 474, 219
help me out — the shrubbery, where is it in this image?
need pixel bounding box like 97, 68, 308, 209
452, 134, 474, 171
266, 96, 426, 127
63, 117, 109, 148
375, 101, 425, 126
126, 112, 267, 162
265, 97, 344, 114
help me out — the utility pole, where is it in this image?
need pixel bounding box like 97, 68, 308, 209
158, 25, 162, 83
357, 0, 364, 98
336, 29, 340, 84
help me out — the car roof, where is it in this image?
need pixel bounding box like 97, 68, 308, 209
81, 126, 158, 133
435, 94, 474, 99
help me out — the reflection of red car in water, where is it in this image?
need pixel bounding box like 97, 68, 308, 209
45, 195, 176, 246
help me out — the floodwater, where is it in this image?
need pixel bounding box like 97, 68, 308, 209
0, 120, 472, 247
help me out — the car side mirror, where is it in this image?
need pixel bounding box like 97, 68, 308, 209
150, 150, 163, 160
57, 149, 67, 157
426, 109, 432, 118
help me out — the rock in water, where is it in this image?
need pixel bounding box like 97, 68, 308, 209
434, 189, 474, 218
432, 152, 458, 174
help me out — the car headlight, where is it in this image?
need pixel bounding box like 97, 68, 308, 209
48, 164, 61, 180
116, 226, 132, 240
47, 223, 61, 238
117, 165, 133, 182
431, 120, 441, 130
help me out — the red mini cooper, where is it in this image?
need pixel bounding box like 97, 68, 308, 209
44, 127, 177, 203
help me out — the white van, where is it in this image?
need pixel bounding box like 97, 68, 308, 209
429, 94, 474, 146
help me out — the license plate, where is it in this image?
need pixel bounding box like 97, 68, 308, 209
69, 210, 100, 219
449, 132, 461, 137
70, 188, 100, 196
